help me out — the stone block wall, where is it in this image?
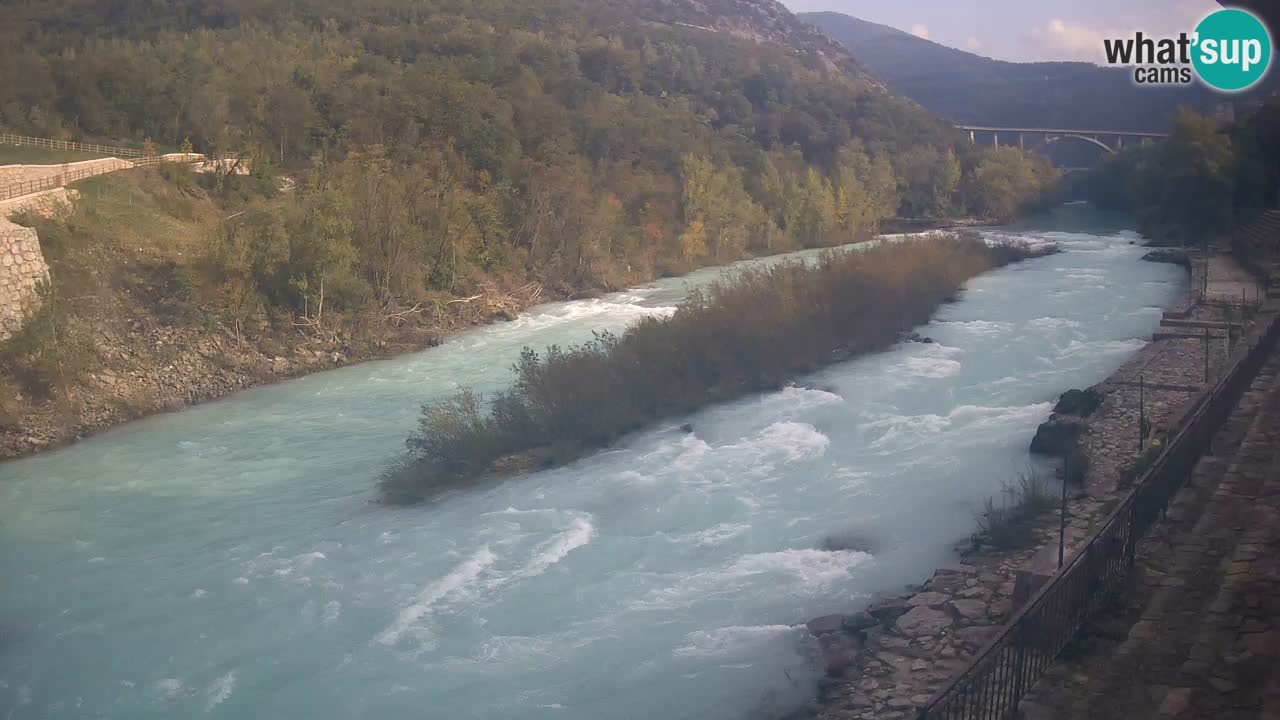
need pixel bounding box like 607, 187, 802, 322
0, 189, 67, 342
0, 225, 49, 341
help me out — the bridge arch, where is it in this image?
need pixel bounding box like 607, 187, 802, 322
1043, 134, 1116, 155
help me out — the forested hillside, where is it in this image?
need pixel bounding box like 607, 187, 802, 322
802, 11, 1270, 132
0, 0, 1059, 455
1082, 103, 1280, 248
2, 0, 1056, 271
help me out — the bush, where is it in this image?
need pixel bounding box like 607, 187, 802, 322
0, 280, 99, 399
1119, 445, 1162, 487
974, 470, 1057, 550
382, 234, 1056, 502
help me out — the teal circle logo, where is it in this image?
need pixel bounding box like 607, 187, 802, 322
1192, 8, 1272, 92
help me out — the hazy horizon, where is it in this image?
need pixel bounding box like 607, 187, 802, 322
784, 0, 1222, 64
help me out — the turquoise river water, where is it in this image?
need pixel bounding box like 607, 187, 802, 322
0, 211, 1186, 719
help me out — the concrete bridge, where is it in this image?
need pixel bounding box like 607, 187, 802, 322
956, 125, 1170, 154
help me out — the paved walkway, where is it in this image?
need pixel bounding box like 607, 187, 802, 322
1021, 338, 1280, 719
1205, 253, 1266, 306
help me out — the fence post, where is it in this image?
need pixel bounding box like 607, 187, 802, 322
1204, 328, 1210, 384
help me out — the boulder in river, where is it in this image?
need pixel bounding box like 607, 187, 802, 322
1141, 248, 1191, 269
1029, 415, 1086, 456
821, 530, 879, 554
898, 331, 936, 344
1053, 388, 1103, 417
806, 614, 847, 636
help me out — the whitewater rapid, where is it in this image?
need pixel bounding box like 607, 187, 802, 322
0, 212, 1186, 719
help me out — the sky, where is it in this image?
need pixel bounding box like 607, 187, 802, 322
780, 0, 1224, 63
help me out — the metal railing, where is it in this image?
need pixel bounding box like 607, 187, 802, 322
0, 132, 144, 158
918, 304, 1280, 719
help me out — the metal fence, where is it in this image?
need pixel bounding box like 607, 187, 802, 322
0, 132, 144, 158
918, 304, 1280, 720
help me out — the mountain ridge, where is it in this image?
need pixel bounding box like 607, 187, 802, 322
800, 10, 1255, 133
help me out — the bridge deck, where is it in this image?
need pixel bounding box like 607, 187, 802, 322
956, 125, 1169, 137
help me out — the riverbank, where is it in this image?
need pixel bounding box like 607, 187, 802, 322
0, 203, 989, 463
0, 277, 559, 461
804, 253, 1258, 719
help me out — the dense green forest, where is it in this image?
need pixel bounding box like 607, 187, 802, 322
802, 12, 1277, 133
2, 0, 1057, 314
1082, 103, 1280, 248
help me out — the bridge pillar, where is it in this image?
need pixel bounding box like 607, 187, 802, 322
969, 129, 975, 143
1117, 136, 1123, 150
1019, 132, 1024, 150
993, 132, 999, 148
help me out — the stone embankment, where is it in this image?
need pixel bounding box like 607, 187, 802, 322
807, 255, 1267, 719
1019, 316, 1280, 719
0, 189, 71, 340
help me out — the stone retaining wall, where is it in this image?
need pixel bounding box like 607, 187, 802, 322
0, 189, 69, 341
0, 225, 49, 341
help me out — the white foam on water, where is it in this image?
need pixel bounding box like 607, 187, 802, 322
1028, 317, 1082, 331
378, 546, 498, 646
722, 548, 871, 590
763, 385, 844, 413
866, 403, 1053, 450
672, 625, 801, 658
942, 320, 1012, 337
496, 299, 676, 337
1059, 338, 1146, 358
513, 517, 594, 581
322, 601, 342, 625
153, 678, 186, 702
205, 671, 236, 712
677, 523, 750, 547
748, 422, 830, 462
902, 356, 962, 379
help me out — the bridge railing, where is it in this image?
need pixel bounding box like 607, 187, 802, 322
917, 303, 1280, 719
0, 132, 146, 159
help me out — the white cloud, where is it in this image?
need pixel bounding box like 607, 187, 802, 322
1025, 2, 1218, 63
910, 24, 930, 40
965, 36, 983, 51
1035, 18, 1111, 61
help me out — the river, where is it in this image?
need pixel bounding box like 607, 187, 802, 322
0, 209, 1185, 719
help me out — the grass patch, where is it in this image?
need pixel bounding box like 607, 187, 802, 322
0, 145, 111, 165
382, 234, 1056, 503
973, 470, 1058, 550
1, 169, 217, 398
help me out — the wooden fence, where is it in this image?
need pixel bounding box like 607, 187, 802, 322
0, 132, 145, 158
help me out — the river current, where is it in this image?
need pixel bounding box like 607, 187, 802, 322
0, 210, 1185, 719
